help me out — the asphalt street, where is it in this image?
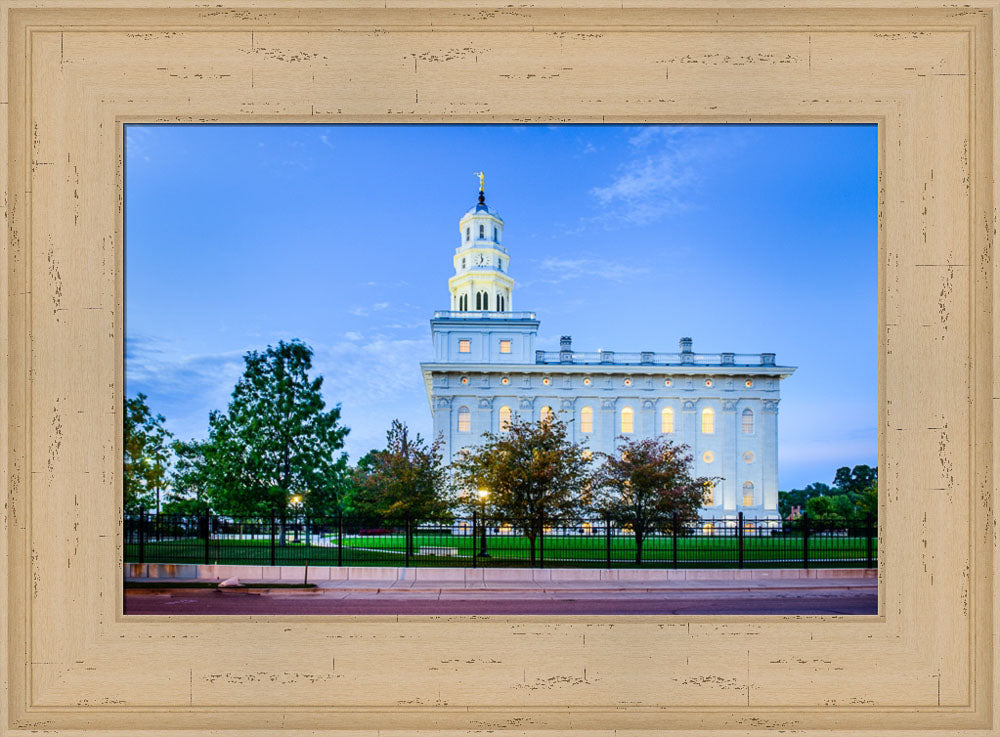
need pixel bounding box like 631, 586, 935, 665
125, 584, 877, 616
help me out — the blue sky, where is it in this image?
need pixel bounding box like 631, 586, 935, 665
125, 123, 877, 491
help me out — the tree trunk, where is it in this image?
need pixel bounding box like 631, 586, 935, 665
527, 531, 536, 566
634, 530, 644, 565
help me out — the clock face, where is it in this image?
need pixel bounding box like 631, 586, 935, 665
477, 254, 486, 266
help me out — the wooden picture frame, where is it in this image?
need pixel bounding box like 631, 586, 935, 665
1, 1, 997, 734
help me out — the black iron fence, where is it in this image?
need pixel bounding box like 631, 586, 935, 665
124, 512, 877, 569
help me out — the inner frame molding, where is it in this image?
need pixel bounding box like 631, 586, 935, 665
1, 2, 997, 734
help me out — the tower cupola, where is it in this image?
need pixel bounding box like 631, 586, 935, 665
449, 172, 514, 312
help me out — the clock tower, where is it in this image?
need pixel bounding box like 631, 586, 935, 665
449, 175, 515, 312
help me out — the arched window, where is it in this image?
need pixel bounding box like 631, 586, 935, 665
499, 406, 512, 431
499, 295, 505, 311
465, 227, 470, 241
493, 226, 498, 241
742, 481, 755, 507
703, 481, 716, 506
742, 408, 754, 434
580, 406, 593, 433
479, 224, 485, 238
702, 521, 715, 535
540, 405, 554, 423
475, 292, 482, 310
701, 407, 715, 434
621, 406, 634, 433
661, 407, 674, 433
457, 406, 471, 433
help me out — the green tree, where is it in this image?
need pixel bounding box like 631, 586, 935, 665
164, 438, 214, 515
451, 414, 589, 565
833, 464, 878, 496
188, 340, 349, 542
592, 436, 714, 564
349, 420, 452, 553
123, 393, 173, 515
778, 482, 831, 519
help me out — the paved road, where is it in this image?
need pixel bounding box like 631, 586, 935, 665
125, 588, 877, 616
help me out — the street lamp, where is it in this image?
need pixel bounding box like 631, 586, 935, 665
476, 487, 491, 558
291, 494, 303, 543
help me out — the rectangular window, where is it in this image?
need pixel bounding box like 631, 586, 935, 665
458, 339, 470, 353
742, 491, 755, 507
703, 482, 716, 506
499, 339, 511, 354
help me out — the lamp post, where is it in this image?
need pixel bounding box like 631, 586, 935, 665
476, 488, 491, 558
291, 494, 303, 543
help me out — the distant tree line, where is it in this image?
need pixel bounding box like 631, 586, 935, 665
778, 464, 877, 524
125, 338, 876, 561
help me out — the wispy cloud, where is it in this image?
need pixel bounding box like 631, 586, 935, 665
590, 126, 730, 226
125, 333, 436, 462
532, 256, 650, 284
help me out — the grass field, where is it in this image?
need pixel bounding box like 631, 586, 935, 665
125, 532, 877, 569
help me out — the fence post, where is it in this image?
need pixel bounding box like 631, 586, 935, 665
472, 511, 478, 569
337, 510, 343, 568
270, 513, 277, 567
138, 511, 146, 565
404, 516, 411, 568
672, 513, 679, 569
802, 512, 810, 570
866, 514, 874, 568
605, 513, 612, 568
538, 517, 545, 569
737, 511, 745, 569
202, 511, 211, 565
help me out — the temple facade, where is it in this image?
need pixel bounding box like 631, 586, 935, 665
419, 179, 796, 522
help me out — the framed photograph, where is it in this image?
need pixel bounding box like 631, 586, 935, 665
2, 1, 997, 735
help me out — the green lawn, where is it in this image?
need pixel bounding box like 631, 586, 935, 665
125, 532, 877, 569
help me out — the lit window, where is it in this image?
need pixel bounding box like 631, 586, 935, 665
499, 405, 512, 431
460, 376, 469, 385
745, 379, 753, 388
542, 377, 550, 386
583, 377, 591, 386
580, 406, 594, 433
501, 376, 509, 385
500, 340, 511, 354
742, 408, 754, 434
703, 451, 714, 464
702, 407, 715, 434
664, 378, 672, 387
703, 481, 716, 506
661, 407, 674, 433
624, 377, 632, 387
705, 379, 713, 387
742, 481, 755, 507
540, 406, 554, 422
459, 339, 470, 353
702, 521, 715, 535
458, 406, 471, 433
743, 451, 754, 464
582, 449, 593, 461
621, 407, 634, 433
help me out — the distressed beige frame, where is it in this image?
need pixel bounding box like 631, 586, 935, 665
1, 1, 998, 735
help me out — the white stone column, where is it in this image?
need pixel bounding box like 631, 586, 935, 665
762, 399, 780, 512
601, 398, 617, 456
641, 399, 656, 438
722, 399, 739, 512
433, 396, 453, 463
